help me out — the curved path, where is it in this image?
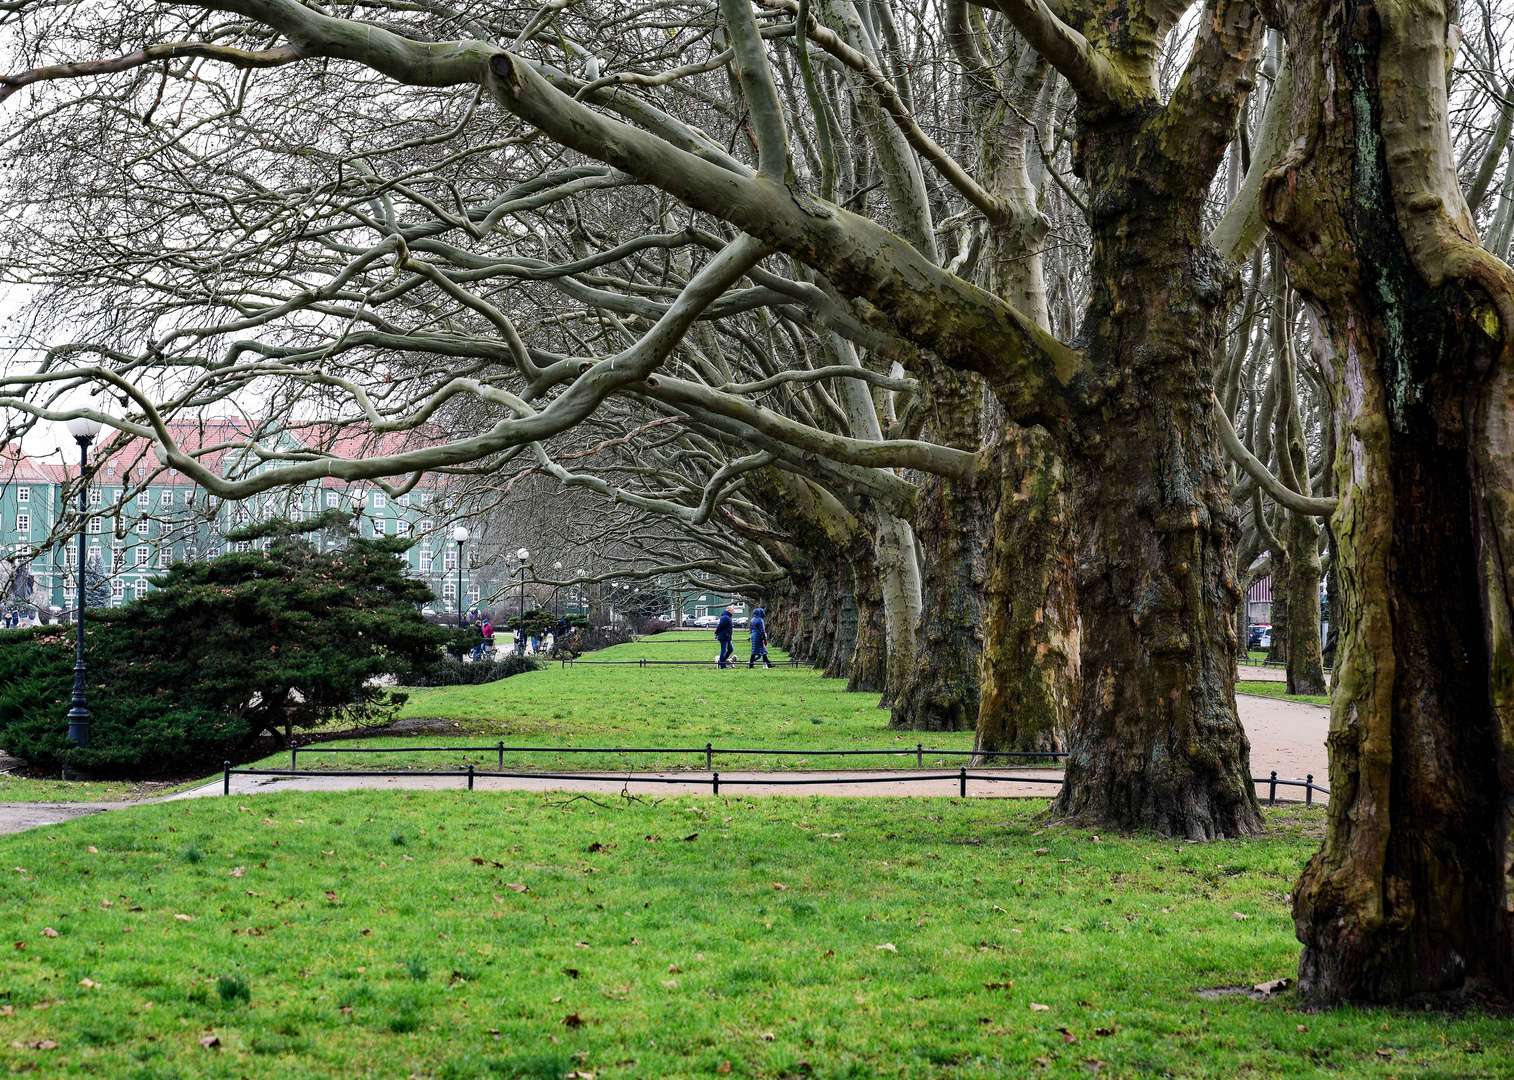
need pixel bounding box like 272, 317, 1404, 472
0, 695, 1330, 834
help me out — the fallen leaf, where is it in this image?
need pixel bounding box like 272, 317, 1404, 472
505, 883, 528, 893
668, 963, 683, 973
562, 1012, 583, 1029
41, 928, 57, 938
1030, 1002, 1051, 1011
587, 842, 608, 853
402, 855, 414, 862
79, 979, 98, 989
471, 857, 486, 865
562, 968, 580, 979
759, 1032, 776, 1042
1297, 1024, 1308, 1033
875, 942, 897, 953
992, 905, 1008, 913
1094, 1026, 1116, 1037
86, 846, 98, 854
229, 867, 244, 878
12, 942, 23, 950
575, 942, 590, 949
1057, 1027, 1077, 1044
772, 882, 787, 891
1253, 977, 1290, 995
683, 833, 698, 842
324, 891, 339, 903
238, 806, 251, 812
716, 1063, 732, 1075
0, 1005, 11, 1016
322, 850, 334, 857
262, 818, 275, 825
198, 1035, 220, 1049
1033, 849, 1049, 856
661, 979, 679, 988
1232, 912, 1251, 921
983, 982, 1014, 991
173, 914, 192, 922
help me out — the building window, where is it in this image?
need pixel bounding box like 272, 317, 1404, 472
106, 462, 115, 478
135, 518, 150, 535
16, 487, 28, 503
136, 491, 150, 507
16, 514, 28, 534
89, 489, 102, 506
326, 490, 338, 508
420, 519, 433, 534
135, 546, 149, 566
235, 508, 249, 524
134, 579, 148, 599
112, 549, 125, 572
396, 520, 411, 538
419, 551, 433, 572
208, 547, 220, 560
372, 492, 386, 509
137, 464, 146, 479
159, 549, 171, 568
66, 548, 77, 569
88, 517, 102, 534
443, 550, 457, 571
398, 494, 410, 508
468, 585, 480, 605
369, 518, 384, 537
111, 579, 125, 601
235, 541, 250, 553
160, 490, 172, 504
183, 489, 193, 504
443, 582, 456, 602
63, 588, 75, 607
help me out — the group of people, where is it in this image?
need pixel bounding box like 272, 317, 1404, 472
0, 609, 31, 629
715, 606, 773, 669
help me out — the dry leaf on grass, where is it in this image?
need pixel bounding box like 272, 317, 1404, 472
561, 1012, 584, 1029
78, 979, 98, 989
1253, 977, 1290, 995
716, 1063, 732, 1075
324, 891, 339, 903
505, 883, 528, 893
661, 979, 679, 988
771, 882, 787, 891
875, 942, 897, 953
759, 1032, 776, 1042
1057, 1028, 1077, 1044
683, 833, 698, 842
40, 928, 57, 938
229, 867, 244, 878
86, 846, 98, 853
173, 914, 192, 922
1232, 912, 1251, 920
1030, 1002, 1051, 1011
198, 1035, 220, 1049
667, 963, 682, 974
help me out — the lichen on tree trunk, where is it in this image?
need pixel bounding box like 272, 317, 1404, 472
1263, 0, 1514, 1002
974, 425, 1076, 756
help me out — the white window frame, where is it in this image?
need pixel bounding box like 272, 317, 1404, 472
419, 551, 433, 572
372, 492, 387, 509
326, 490, 338, 508
443, 582, 456, 602
88, 517, 102, 534
135, 518, 150, 535
234, 541, 250, 553
467, 585, 480, 605
443, 549, 457, 571
90, 488, 102, 506
133, 579, 148, 599
420, 519, 434, 534
372, 518, 387, 537
16, 487, 28, 503
158, 549, 171, 568
111, 579, 125, 600
112, 548, 125, 572
396, 520, 411, 538
136, 491, 150, 507
208, 546, 220, 560
16, 513, 28, 534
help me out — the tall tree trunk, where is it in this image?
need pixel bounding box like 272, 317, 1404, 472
1282, 512, 1327, 695
874, 511, 922, 708
826, 561, 859, 679
847, 544, 888, 693
1266, 547, 1291, 666
1265, 0, 1514, 1002
892, 362, 987, 731
1050, 99, 1262, 839
975, 426, 1076, 755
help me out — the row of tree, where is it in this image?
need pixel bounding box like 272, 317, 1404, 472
1, 0, 1510, 1004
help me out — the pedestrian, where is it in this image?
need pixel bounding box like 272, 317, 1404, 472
481, 618, 494, 656
715, 607, 734, 668
747, 607, 773, 668
470, 619, 486, 661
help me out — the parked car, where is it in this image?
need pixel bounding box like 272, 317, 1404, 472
692, 614, 720, 628
1249, 624, 1272, 649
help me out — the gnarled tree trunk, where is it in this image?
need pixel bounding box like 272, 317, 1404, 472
1264, 0, 1514, 1002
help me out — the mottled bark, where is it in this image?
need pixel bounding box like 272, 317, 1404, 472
1283, 512, 1327, 695
975, 426, 1076, 755
847, 543, 889, 693
1049, 63, 1264, 837
874, 511, 922, 707
826, 561, 859, 679
1263, 0, 1514, 1002
891, 361, 987, 732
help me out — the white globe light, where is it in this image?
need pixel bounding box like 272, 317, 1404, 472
66, 416, 103, 440
553, 561, 563, 571
452, 525, 470, 543
517, 547, 530, 561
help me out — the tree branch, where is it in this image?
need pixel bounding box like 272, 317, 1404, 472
1212, 393, 1336, 516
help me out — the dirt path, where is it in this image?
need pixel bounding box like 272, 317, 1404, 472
0, 696, 1331, 834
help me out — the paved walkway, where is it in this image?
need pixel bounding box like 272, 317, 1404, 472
0, 696, 1331, 834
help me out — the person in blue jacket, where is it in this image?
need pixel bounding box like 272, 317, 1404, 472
747, 607, 773, 668
715, 607, 734, 668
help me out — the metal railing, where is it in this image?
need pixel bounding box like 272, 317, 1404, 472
225, 746, 1326, 804
286, 739, 1068, 770
559, 657, 805, 667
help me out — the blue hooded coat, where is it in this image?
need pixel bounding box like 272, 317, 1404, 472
715, 611, 733, 642
748, 608, 766, 646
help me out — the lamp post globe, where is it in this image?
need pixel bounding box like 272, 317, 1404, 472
514, 549, 530, 654
63, 415, 103, 779
552, 562, 563, 620
451, 525, 469, 628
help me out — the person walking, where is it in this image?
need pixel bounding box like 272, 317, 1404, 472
481, 618, 494, 656
747, 607, 773, 668
715, 607, 734, 668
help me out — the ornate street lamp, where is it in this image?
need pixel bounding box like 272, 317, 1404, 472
451, 525, 469, 628
64, 415, 103, 776
553, 561, 563, 620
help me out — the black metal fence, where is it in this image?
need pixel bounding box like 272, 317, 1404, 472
224, 743, 1327, 804
559, 657, 806, 667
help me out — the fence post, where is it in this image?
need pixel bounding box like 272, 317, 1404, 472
1268, 771, 1277, 806
468, 763, 475, 791
959, 766, 966, 799
290, 739, 297, 771
706, 743, 713, 770
1305, 774, 1314, 807
917, 743, 923, 768
712, 771, 720, 796
498, 741, 504, 770
223, 761, 231, 796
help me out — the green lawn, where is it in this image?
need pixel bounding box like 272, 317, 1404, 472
312, 631, 982, 773
4, 791, 1508, 1078
0, 774, 212, 804
1235, 682, 1330, 708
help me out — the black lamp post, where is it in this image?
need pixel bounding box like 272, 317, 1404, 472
553, 561, 563, 620
64, 415, 102, 777
515, 547, 530, 654
451, 525, 469, 627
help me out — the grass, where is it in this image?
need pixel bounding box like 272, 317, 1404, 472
3, 792, 1509, 1078
290, 632, 981, 774
0, 773, 213, 804
1235, 682, 1330, 708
